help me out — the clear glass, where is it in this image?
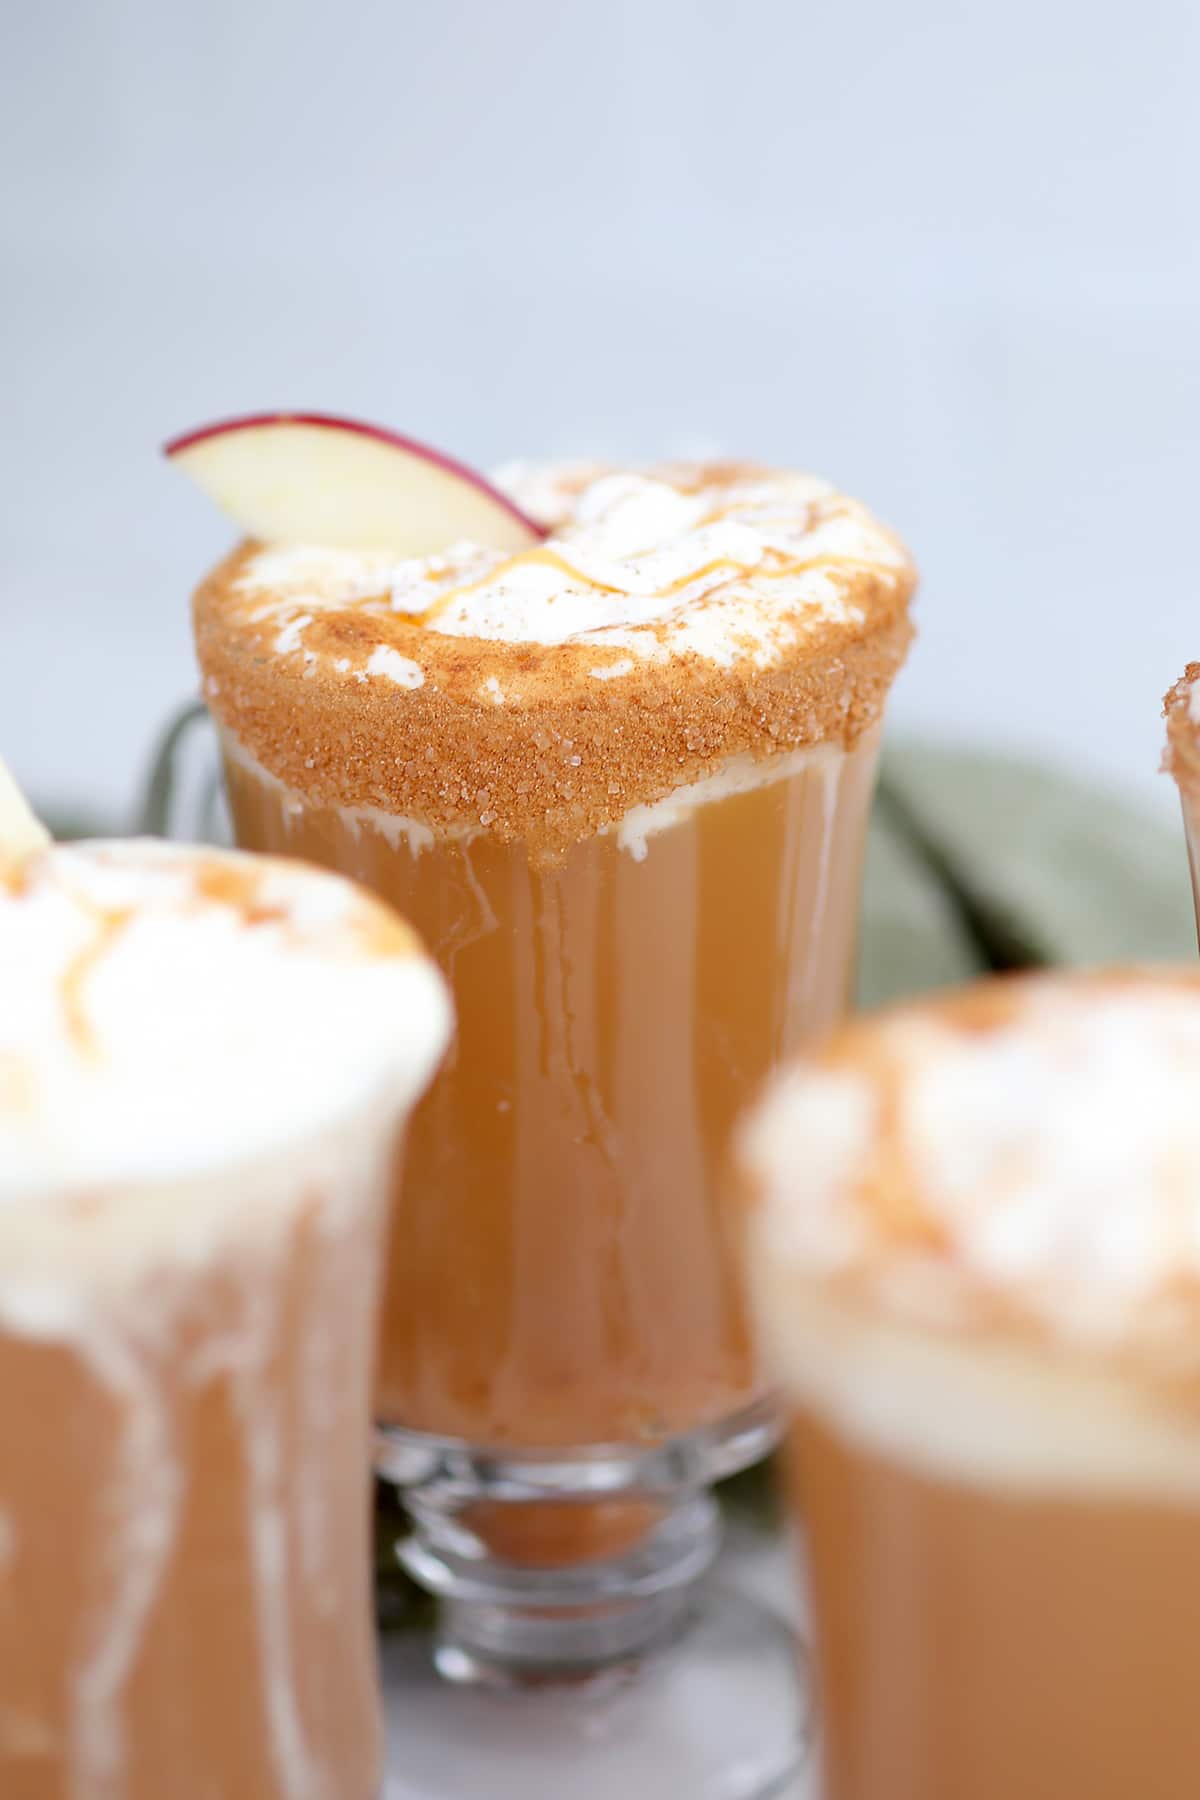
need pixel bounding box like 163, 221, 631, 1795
0, 1108, 399, 1800
223, 740, 874, 1575
789, 1400, 1200, 1800
153, 707, 880, 1791
1183, 796, 1200, 950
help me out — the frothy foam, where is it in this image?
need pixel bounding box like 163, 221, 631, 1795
234, 462, 911, 673
756, 1289, 1200, 1499
0, 841, 451, 1205
615, 742, 847, 861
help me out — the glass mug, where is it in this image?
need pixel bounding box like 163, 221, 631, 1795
179, 457, 916, 1791
742, 969, 1200, 1800
1165, 662, 1200, 941
0, 837, 448, 1800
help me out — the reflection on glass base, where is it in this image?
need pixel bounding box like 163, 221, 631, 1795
376, 1396, 779, 1675
381, 1584, 811, 1800
431, 1584, 695, 1683
415, 1495, 718, 1673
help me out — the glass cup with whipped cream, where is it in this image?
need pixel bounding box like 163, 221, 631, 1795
0, 833, 449, 1800
1164, 664, 1200, 939
189, 454, 915, 1784
741, 969, 1200, 1800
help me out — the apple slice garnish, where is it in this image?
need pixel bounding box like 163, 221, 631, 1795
0, 758, 50, 864
164, 412, 545, 555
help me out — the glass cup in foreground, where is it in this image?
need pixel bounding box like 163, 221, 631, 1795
741, 969, 1200, 1800
192, 457, 917, 1746
1164, 662, 1200, 939
0, 840, 449, 1800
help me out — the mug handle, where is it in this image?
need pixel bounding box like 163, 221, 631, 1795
138, 700, 228, 844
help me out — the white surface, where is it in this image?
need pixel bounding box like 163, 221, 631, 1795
3, 1, 1199, 822
381, 1528, 808, 1800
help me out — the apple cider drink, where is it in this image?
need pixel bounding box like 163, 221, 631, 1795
742, 971, 1200, 1800
1164, 663, 1200, 937
187, 432, 916, 1662
0, 837, 449, 1800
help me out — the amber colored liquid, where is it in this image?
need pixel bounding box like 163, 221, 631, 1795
1183, 803, 1200, 952
224, 740, 877, 1461
792, 1411, 1200, 1800
0, 1157, 389, 1799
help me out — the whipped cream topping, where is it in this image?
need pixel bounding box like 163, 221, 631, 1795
743, 973, 1200, 1366
744, 972, 1200, 1492
234, 461, 912, 674
0, 841, 451, 1203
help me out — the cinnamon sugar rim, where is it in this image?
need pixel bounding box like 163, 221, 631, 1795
741, 967, 1200, 1404
194, 546, 913, 863
1163, 663, 1200, 797
192, 459, 916, 860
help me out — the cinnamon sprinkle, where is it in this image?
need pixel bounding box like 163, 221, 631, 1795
60, 909, 134, 1059
742, 967, 1200, 1394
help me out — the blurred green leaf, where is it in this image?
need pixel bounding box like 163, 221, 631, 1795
878, 739, 1195, 969
858, 802, 986, 1008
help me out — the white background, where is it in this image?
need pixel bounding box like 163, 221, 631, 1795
3, 0, 1198, 825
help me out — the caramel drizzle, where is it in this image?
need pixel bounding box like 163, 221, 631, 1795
237, 489, 902, 646
60, 908, 135, 1060
409, 490, 864, 621
0, 858, 32, 898
8, 850, 415, 1090
412, 539, 888, 628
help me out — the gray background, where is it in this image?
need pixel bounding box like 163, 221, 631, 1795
3, 0, 1198, 823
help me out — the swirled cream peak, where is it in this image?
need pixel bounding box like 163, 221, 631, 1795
233, 459, 913, 671
0, 841, 451, 1200
742, 971, 1200, 1366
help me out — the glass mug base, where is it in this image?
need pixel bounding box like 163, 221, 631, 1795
376, 1394, 778, 1676
381, 1583, 811, 1800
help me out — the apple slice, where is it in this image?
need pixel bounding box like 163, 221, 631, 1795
0, 758, 50, 863
164, 412, 545, 555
